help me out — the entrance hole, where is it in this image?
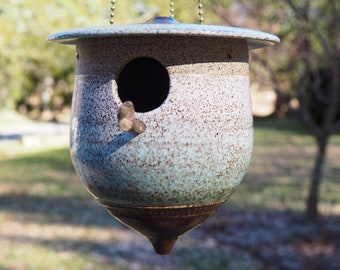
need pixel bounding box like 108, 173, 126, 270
117, 57, 170, 112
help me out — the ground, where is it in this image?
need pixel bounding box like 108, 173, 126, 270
0, 111, 339, 269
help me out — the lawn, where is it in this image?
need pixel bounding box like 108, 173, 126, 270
0, 116, 339, 269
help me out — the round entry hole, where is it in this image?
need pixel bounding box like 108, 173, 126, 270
117, 57, 170, 112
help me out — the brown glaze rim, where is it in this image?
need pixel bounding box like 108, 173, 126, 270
102, 201, 225, 255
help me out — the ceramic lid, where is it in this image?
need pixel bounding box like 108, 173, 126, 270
48, 17, 280, 50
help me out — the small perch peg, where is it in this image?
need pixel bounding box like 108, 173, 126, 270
118, 101, 146, 134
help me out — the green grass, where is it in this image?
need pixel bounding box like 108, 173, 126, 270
0, 149, 83, 197
0, 116, 339, 269
0, 110, 34, 127
230, 117, 340, 214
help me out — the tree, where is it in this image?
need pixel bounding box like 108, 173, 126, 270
215, 0, 339, 221
0, 0, 151, 112
0, 0, 108, 111
284, 0, 340, 221
0, 0, 215, 113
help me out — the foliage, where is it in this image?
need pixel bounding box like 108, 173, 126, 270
0, 1, 99, 109
0, 0, 231, 114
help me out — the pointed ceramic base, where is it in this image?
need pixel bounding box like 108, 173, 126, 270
103, 202, 224, 255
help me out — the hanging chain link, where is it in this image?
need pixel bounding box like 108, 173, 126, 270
109, 0, 204, 24
170, 1, 175, 18
198, 0, 204, 24
110, 0, 116, 24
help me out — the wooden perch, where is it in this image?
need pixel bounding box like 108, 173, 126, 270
118, 101, 146, 134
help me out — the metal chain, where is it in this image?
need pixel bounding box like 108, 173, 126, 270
170, 1, 175, 18
198, 0, 204, 24
110, 0, 116, 24
109, 0, 204, 24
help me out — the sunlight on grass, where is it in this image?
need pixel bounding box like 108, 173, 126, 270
0, 136, 69, 158
2, 243, 117, 270
0, 110, 34, 127
0, 148, 85, 199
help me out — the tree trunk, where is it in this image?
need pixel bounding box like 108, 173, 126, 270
305, 137, 328, 221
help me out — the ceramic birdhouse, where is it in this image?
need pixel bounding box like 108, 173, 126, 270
48, 3, 279, 255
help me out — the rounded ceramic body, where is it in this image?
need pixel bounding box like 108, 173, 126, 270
70, 35, 253, 208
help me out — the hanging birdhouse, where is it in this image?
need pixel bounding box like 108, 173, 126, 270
48, 1, 279, 255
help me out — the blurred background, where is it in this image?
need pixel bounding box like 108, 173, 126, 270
0, 0, 339, 269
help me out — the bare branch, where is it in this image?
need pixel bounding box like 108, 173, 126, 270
311, 68, 328, 105
284, 0, 332, 53
312, 24, 333, 54
292, 53, 322, 139
332, 119, 340, 134
295, 87, 322, 139
285, 0, 301, 19
250, 53, 281, 89
324, 54, 340, 134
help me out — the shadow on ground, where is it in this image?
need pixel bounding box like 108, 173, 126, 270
1, 190, 339, 269
0, 193, 116, 227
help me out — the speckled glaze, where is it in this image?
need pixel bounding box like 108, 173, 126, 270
71, 35, 251, 207
48, 19, 279, 254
